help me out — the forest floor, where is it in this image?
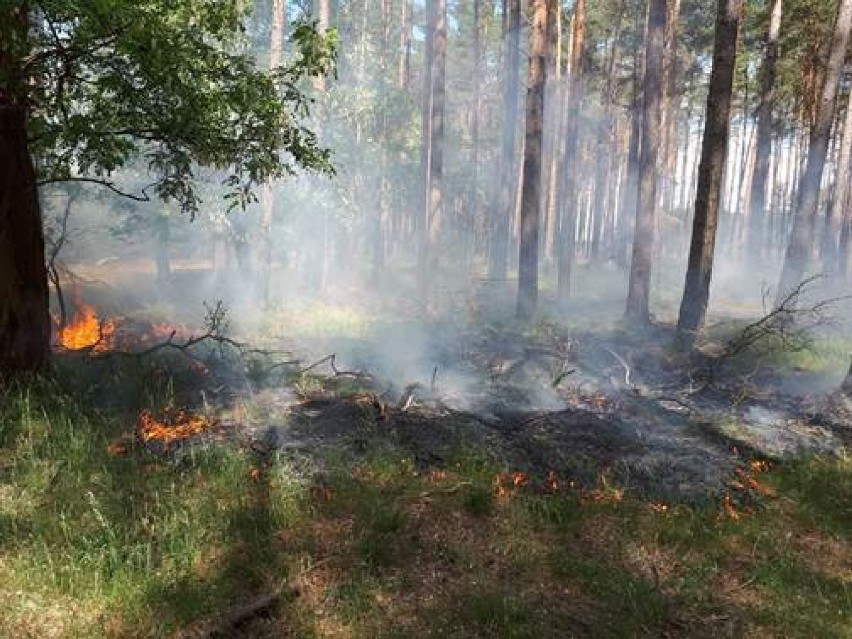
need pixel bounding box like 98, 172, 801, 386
1, 270, 851, 637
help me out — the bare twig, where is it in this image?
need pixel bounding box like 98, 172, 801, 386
37, 176, 152, 202
604, 347, 632, 387
45, 193, 77, 329
720, 275, 850, 360
295, 353, 371, 380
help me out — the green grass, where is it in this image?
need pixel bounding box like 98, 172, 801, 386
1, 362, 850, 637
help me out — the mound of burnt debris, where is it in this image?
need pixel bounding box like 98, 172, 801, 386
112, 319, 850, 506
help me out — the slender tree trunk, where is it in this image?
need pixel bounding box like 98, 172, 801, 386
777, 0, 852, 301
659, 0, 682, 217
822, 87, 852, 275
747, 0, 784, 264
489, 0, 521, 281
154, 213, 172, 284
542, 0, 562, 271
469, 0, 483, 273
556, 0, 586, 304
418, 1, 435, 286
677, 0, 742, 344
616, 10, 645, 268
592, 9, 625, 262
398, 0, 411, 90
517, 0, 548, 319
259, 0, 286, 307
425, 0, 447, 298
0, 3, 51, 375
625, 0, 666, 322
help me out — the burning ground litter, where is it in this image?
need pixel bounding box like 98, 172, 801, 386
83, 305, 852, 507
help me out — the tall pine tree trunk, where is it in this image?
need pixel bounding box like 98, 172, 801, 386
677, 0, 742, 345
745, 0, 782, 266
556, 0, 586, 304
616, 10, 645, 269
0, 3, 51, 375
418, 1, 435, 288
822, 86, 852, 275
777, 0, 852, 301
517, 0, 548, 319
489, 0, 521, 281
259, 0, 286, 307
423, 0, 447, 299
625, 0, 666, 322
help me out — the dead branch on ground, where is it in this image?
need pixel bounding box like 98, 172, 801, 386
295, 353, 373, 380
719, 276, 848, 361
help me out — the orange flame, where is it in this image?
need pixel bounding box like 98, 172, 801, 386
137, 408, 219, 448
57, 302, 116, 351
546, 470, 559, 492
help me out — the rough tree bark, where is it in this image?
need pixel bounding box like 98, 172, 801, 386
676, 0, 743, 345
625, 0, 666, 322
0, 3, 51, 375
777, 0, 852, 302
517, 0, 548, 320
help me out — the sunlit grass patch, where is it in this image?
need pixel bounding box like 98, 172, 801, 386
2, 368, 851, 637
0, 378, 312, 636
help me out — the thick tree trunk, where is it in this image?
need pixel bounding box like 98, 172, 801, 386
676, 0, 742, 345
625, 0, 666, 322
489, 0, 521, 281
744, 0, 782, 266
517, 0, 547, 319
0, 3, 51, 376
0, 105, 50, 375
777, 0, 852, 302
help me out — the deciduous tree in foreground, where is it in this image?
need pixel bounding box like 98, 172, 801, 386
0, 1, 336, 376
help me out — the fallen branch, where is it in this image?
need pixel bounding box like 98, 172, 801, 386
419, 480, 473, 497
720, 276, 849, 360
295, 353, 372, 380
173, 585, 299, 639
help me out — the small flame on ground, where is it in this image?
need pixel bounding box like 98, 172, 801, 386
546, 470, 559, 492
137, 408, 219, 448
